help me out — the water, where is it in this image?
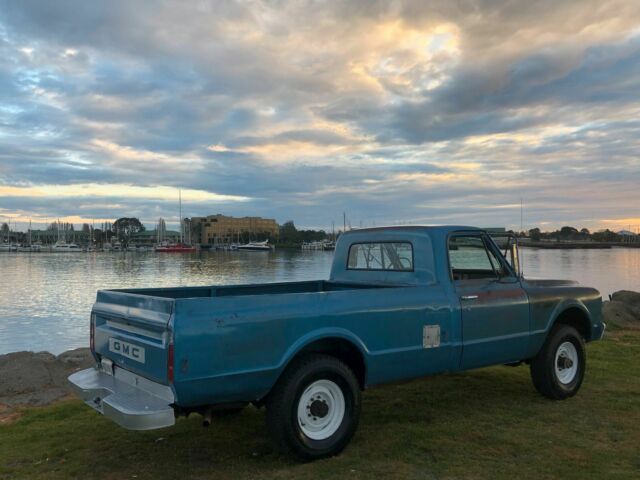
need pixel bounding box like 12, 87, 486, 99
0, 248, 638, 355
520, 247, 640, 298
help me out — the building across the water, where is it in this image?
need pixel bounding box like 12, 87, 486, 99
130, 229, 181, 246
190, 214, 279, 246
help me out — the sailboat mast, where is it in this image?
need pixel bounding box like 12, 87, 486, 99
179, 189, 183, 244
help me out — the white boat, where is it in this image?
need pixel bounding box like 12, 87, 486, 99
52, 241, 82, 252
0, 243, 13, 252
106, 241, 123, 252
302, 241, 325, 251
301, 240, 336, 251
237, 240, 272, 251
16, 222, 42, 252
323, 241, 336, 251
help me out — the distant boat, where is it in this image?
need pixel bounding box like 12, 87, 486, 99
154, 242, 196, 253
237, 240, 272, 251
52, 241, 82, 252
107, 241, 123, 252
0, 243, 14, 252
18, 221, 41, 252
155, 189, 196, 253
323, 241, 336, 251
302, 240, 335, 251
302, 241, 324, 251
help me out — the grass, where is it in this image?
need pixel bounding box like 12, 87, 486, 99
1, 331, 639, 480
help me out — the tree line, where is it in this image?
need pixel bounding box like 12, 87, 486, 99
277, 221, 331, 247
526, 226, 632, 242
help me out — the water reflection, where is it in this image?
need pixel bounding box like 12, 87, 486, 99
0, 250, 334, 354
0, 247, 638, 354
520, 247, 640, 299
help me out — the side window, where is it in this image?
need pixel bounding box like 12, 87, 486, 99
348, 242, 413, 271
449, 235, 504, 280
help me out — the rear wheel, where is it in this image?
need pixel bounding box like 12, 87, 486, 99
266, 354, 361, 460
530, 324, 586, 399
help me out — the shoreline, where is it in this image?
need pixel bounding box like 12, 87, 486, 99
520, 242, 640, 249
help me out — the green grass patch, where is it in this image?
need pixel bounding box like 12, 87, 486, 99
1, 331, 639, 480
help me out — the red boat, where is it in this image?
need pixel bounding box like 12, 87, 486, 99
154, 243, 196, 253
155, 190, 196, 253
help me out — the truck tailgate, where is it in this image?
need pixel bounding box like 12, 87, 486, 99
92, 290, 174, 384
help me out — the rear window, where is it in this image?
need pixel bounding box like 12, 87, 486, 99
347, 242, 413, 271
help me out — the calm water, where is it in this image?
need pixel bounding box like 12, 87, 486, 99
0, 248, 638, 354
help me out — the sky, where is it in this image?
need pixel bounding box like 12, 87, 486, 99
0, 0, 639, 233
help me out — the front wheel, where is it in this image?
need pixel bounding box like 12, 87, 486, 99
266, 354, 361, 460
530, 324, 586, 399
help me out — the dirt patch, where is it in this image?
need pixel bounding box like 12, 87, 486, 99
0, 348, 93, 409
0, 404, 22, 424
603, 290, 640, 329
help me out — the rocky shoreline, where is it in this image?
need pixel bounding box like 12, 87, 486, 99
0, 348, 93, 409
1, 291, 638, 411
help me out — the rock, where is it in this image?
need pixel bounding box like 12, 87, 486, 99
0, 348, 93, 407
603, 290, 640, 329
610, 291, 640, 315
57, 348, 94, 368
0, 352, 56, 397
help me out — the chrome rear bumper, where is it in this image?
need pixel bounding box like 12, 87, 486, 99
68, 366, 175, 430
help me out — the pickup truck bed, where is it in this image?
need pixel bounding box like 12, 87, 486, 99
121, 280, 390, 298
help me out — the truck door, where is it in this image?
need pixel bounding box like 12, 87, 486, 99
448, 233, 530, 369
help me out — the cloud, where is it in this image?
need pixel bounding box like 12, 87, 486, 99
0, 0, 639, 231
0, 183, 250, 203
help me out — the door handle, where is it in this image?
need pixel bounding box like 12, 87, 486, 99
460, 295, 479, 301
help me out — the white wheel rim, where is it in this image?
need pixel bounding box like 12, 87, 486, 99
297, 379, 345, 441
555, 341, 579, 385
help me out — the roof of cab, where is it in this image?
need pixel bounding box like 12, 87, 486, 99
340, 225, 483, 235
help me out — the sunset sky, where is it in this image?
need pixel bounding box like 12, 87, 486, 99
1, 0, 639, 232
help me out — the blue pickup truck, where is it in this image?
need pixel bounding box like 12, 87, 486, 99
69, 226, 605, 460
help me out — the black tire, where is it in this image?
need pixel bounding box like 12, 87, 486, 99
530, 324, 586, 400
266, 354, 361, 460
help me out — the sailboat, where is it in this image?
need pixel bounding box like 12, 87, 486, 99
52, 241, 82, 252
17, 220, 41, 252
51, 220, 82, 252
155, 190, 196, 252
154, 242, 196, 252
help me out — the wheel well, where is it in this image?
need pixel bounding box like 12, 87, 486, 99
554, 307, 591, 340
293, 338, 366, 389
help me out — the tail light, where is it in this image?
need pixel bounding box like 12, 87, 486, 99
90, 314, 95, 352
167, 343, 175, 383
